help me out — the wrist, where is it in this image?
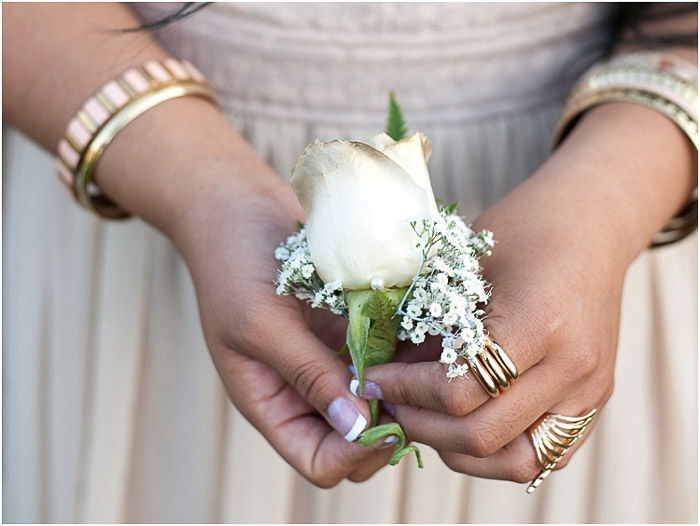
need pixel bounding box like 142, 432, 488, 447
541, 101, 696, 261
94, 95, 300, 240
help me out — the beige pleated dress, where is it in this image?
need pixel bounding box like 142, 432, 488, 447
3, 3, 697, 523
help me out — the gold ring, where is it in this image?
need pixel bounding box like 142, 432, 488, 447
467, 356, 500, 397
468, 336, 519, 397
526, 409, 598, 493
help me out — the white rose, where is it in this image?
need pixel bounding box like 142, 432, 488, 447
290, 132, 440, 290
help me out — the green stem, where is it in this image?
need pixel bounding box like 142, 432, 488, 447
368, 399, 380, 427
358, 423, 424, 468
345, 287, 423, 468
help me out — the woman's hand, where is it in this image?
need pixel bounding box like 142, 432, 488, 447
356, 101, 697, 483
167, 169, 395, 487
91, 89, 394, 488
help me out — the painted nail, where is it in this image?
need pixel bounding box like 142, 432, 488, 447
349, 378, 383, 399
380, 435, 399, 449
368, 434, 399, 449
348, 364, 357, 375
382, 401, 396, 417
327, 397, 367, 442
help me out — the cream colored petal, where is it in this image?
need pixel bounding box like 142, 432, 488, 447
291, 140, 439, 289
377, 132, 433, 191
362, 132, 396, 151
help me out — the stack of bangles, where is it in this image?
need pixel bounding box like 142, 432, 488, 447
55, 51, 698, 492
56, 58, 218, 219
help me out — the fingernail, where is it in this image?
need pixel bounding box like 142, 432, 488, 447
348, 364, 357, 375
327, 397, 367, 442
383, 401, 396, 417
349, 378, 383, 399
380, 435, 399, 449
368, 434, 399, 449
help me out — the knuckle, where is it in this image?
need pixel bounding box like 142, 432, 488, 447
291, 358, 327, 403
439, 451, 467, 474
464, 422, 502, 457
347, 471, 372, 483
567, 346, 600, 379
485, 306, 561, 369
308, 472, 340, 489
439, 383, 471, 417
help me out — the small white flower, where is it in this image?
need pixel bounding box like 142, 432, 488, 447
460, 328, 475, 343
413, 287, 429, 303
411, 332, 426, 344
443, 310, 458, 326
325, 280, 343, 291
415, 321, 429, 335
274, 246, 291, 261
301, 264, 315, 279
401, 317, 414, 331
429, 302, 443, 318
407, 304, 422, 318
440, 348, 457, 364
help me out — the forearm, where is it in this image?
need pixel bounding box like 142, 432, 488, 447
476, 101, 696, 276
2, 3, 300, 237
3, 2, 168, 150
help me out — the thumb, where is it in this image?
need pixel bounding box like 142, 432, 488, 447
247, 314, 371, 442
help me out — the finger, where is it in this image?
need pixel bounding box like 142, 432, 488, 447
214, 349, 390, 488
239, 306, 371, 442
346, 414, 399, 482
361, 327, 543, 417
438, 392, 605, 484
384, 362, 559, 455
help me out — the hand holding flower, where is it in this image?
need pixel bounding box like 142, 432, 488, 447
354, 101, 696, 484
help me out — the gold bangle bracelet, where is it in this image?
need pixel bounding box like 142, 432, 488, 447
57, 58, 218, 219
553, 88, 698, 149
75, 82, 215, 218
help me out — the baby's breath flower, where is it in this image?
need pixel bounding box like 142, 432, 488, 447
406, 303, 422, 318
394, 206, 495, 379
415, 321, 429, 335
440, 348, 457, 364
274, 247, 290, 260
274, 227, 348, 316
411, 332, 426, 344
301, 264, 315, 279
429, 302, 442, 318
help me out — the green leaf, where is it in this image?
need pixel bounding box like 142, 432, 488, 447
345, 288, 406, 392
443, 202, 459, 215
385, 91, 408, 141
358, 422, 424, 468
346, 287, 424, 468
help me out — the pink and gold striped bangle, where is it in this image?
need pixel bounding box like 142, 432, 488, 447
56, 58, 217, 219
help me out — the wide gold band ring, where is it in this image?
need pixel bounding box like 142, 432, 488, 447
467, 337, 519, 398
526, 409, 598, 493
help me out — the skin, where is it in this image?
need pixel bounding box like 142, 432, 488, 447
3, 3, 697, 487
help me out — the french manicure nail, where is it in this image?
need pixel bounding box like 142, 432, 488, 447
380, 435, 399, 449
327, 397, 367, 442
369, 434, 399, 449
383, 401, 396, 417
349, 378, 383, 399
